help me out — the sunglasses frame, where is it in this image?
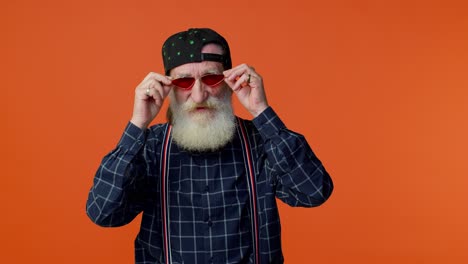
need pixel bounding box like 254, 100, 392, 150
171, 74, 225, 90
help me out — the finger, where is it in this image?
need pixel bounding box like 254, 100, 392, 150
223, 76, 236, 90
149, 76, 172, 87
223, 64, 245, 78
232, 73, 251, 91
226, 65, 256, 83
223, 64, 243, 76
146, 86, 164, 105
141, 86, 154, 99
160, 76, 173, 86
137, 79, 156, 97
147, 79, 171, 97
142, 72, 172, 86
137, 78, 157, 92
225, 63, 250, 72
224, 67, 247, 82
153, 83, 169, 101
142, 72, 158, 82
137, 78, 161, 99
135, 83, 151, 99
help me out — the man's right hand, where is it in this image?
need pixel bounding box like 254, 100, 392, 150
130, 72, 173, 129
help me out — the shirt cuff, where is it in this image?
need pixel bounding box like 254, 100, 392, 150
117, 122, 147, 154
252, 106, 287, 138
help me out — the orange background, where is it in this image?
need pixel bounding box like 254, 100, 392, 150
2, 0, 468, 263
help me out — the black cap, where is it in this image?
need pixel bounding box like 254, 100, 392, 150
162, 28, 232, 75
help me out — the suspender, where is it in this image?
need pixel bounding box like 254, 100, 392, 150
160, 124, 173, 264
159, 119, 260, 263
237, 117, 261, 264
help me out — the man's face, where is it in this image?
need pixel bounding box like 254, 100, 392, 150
167, 44, 235, 152
169, 44, 231, 121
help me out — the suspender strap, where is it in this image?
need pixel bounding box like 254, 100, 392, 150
160, 120, 260, 263
237, 117, 260, 264
160, 124, 173, 264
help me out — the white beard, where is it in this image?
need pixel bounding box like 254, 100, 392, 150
169, 91, 236, 152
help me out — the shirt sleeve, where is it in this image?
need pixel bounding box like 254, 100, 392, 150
253, 107, 334, 207
86, 122, 151, 227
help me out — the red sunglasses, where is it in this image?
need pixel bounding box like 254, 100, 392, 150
171, 74, 225, 90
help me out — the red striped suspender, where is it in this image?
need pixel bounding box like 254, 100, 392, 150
161, 124, 172, 264
238, 117, 260, 264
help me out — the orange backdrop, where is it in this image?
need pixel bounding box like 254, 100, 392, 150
2, 0, 468, 263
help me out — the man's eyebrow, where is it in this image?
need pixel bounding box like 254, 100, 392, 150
174, 69, 222, 78
202, 69, 222, 75
175, 73, 192, 78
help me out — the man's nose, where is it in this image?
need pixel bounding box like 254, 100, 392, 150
190, 79, 209, 103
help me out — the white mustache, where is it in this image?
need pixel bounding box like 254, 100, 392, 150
181, 97, 221, 112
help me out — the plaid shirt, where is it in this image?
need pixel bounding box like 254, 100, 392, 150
86, 107, 333, 264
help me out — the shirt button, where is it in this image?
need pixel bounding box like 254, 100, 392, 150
204, 185, 209, 192
207, 220, 213, 227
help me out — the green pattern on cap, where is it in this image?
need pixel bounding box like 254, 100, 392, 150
162, 28, 232, 75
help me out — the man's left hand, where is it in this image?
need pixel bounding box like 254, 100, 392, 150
224, 64, 269, 117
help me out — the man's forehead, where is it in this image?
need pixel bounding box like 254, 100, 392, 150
171, 61, 224, 77
201, 43, 223, 55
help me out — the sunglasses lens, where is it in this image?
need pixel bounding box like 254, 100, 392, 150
172, 75, 224, 89
172, 77, 195, 89
202, 74, 225, 86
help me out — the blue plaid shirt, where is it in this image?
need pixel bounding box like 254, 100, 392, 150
86, 107, 333, 264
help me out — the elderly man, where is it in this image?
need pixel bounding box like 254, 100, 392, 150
86, 28, 333, 264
